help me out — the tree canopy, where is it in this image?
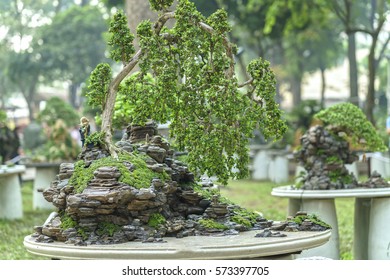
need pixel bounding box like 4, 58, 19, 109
314, 102, 387, 152
86, 0, 287, 184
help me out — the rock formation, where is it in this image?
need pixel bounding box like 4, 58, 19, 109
294, 125, 390, 190
32, 122, 330, 245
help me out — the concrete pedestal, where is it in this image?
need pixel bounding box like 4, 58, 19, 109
24, 229, 331, 260
0, 165, 26, 219
27, 163, 60, 210
368, 197, 390, 259
272, 186, 390, 260
287, 198, 339, 259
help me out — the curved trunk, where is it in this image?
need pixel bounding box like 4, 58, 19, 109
100, 50, 143, 158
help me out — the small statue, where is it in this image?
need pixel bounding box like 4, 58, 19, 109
79, 117, 90, 147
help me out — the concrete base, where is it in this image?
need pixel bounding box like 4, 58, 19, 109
24, 230, 331, 260
28, 163, 60, 210
272, 186, 390, 259
368, 197, 390, 260
288, 198, 339, 260
0, 165, 26, 219
354, 198, 371, 260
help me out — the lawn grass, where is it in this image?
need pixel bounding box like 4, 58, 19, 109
0, 179, 354, 260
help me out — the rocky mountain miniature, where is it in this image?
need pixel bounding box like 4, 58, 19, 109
32, 122, 330, 245
294, 125, 390, 190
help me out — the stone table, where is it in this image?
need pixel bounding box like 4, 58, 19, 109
26, 162, 60, 210
271, 186, 390, 260
0, 165, 26, 219
23, 229, 331, 260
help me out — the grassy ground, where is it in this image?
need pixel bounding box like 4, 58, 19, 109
0, 179, 354, 260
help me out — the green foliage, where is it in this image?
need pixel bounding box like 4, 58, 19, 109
149, 0, 174, 11
314, 103, 387, 152
37, 97, 80, 127
328, 170, 353, 185
325, 155, 343, 164
108, 10, 135, 64
231, 207, 260, 228
87, 0, 287, 185
198, 219, 228, 230
37, 5, 108, 85
85, 131, 106, 147
148, 213, 166, 228
86, 63, 112, 110
293, 213, 332, 229
69, 152, 167, 193
231, 215, 252, 228
0, 110, 6, 124
60, 213, 77, 230
30, 119, 80, 162
96, 222, 121, 236
193, 183, 220, 199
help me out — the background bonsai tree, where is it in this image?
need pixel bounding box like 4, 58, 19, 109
295, 102, 388, 190
314, 102, 387, 153
86, 0, 287, 185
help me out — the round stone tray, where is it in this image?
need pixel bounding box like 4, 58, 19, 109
24, 230, 331, 260
272, 186, 390, 199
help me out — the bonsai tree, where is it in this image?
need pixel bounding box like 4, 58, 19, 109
314, 102, 387, 153
33, 1, 333, 246
295, 102, 388, 190
86, 0, 287, 185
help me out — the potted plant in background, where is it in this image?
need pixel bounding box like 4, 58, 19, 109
272, 102, 390, 260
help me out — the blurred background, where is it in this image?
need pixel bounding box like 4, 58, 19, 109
1, 0, 389, 161
0, 0, 389, 260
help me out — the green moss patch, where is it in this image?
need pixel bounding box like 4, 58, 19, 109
96, 222, 121, 236
231, 208, 260, 227
293, 214, 331, 229
69, 152, 168, 193
198, 219, 229, 230
148, 213, 166, 228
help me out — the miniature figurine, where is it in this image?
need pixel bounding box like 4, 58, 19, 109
79, 117, 90, 147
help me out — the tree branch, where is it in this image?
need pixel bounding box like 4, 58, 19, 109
238, 78, 254, 88
198, 22, 235, 78
375, 34, 390, 70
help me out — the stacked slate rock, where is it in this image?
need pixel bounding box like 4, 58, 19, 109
294, 125, 359, 190
294, 125, 390, 190
34, 121, 285, 245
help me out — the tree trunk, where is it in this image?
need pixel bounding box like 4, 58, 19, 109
290, 75, 302, 107
125, 0, 158, 50
320, 67, 326, 108
365, 35, 378, 125
347, 32, 359, 106
68, 83, 79, 109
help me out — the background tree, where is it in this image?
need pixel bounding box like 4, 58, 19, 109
86, 0, 287, 184
36, 5, 108, 108
7, 51, 41, 121
0, 0, 58, 120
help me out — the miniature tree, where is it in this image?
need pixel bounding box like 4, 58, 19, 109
86, 0, 287, 185
314, 102, 387, 153
32, 1, 336, 246
295, 102, 388, 190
